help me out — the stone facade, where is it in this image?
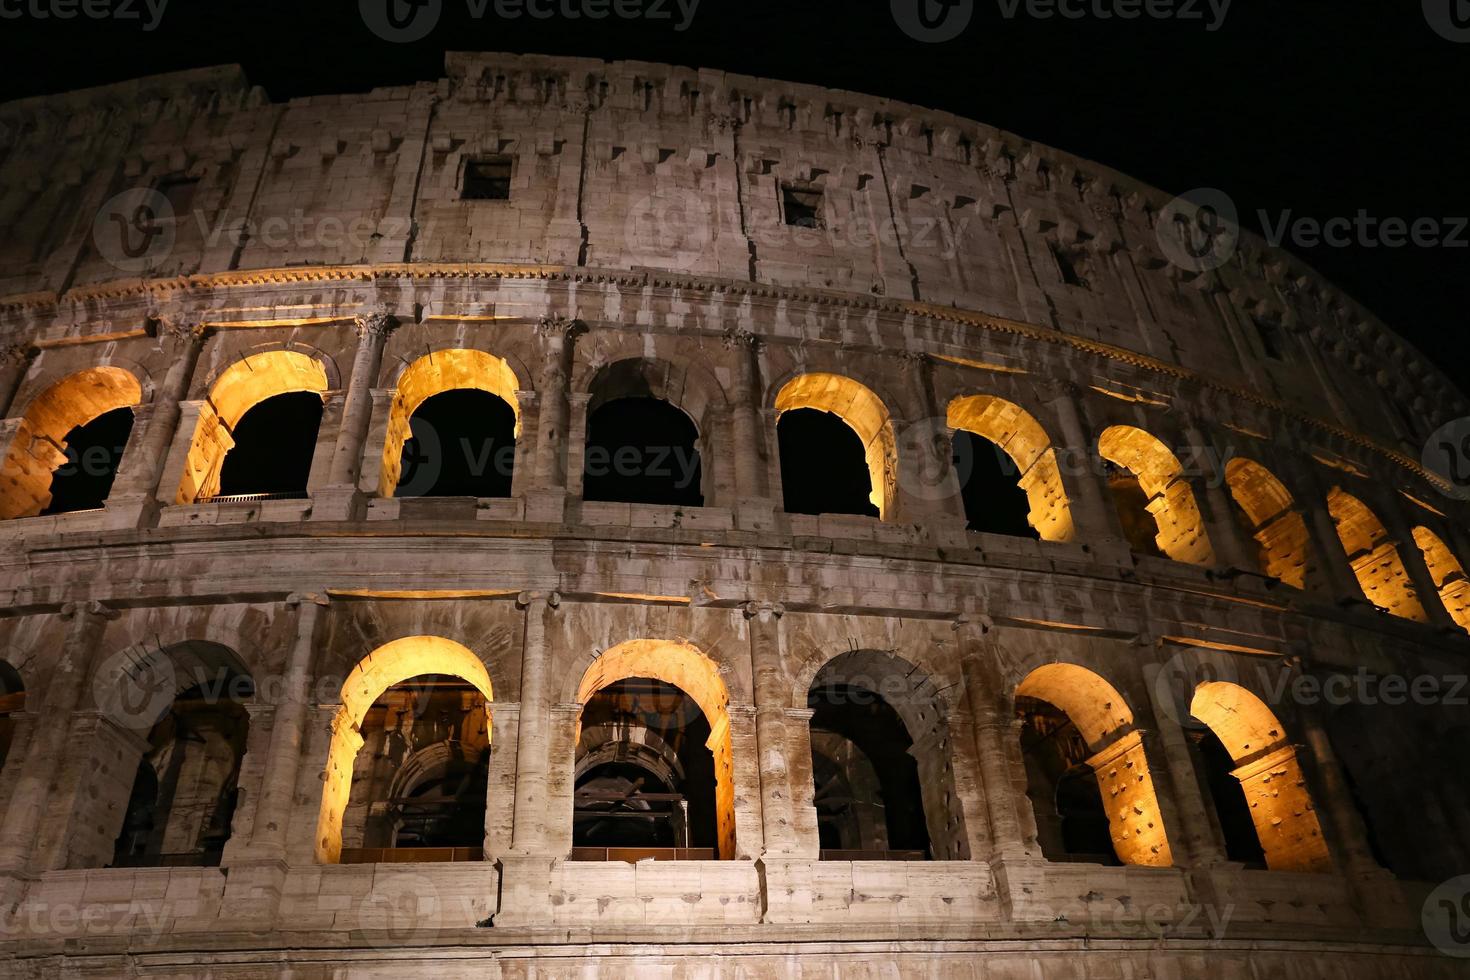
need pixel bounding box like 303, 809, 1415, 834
0, 52, 1467, 977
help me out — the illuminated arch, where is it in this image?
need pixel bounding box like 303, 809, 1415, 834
1224, 457, 1310, 588
177, 350, 330, 504
947, 394, 1073, 542
775, 373, 897, 519
1412, 526, 1470, 635
1098, 425, 1215, 566
379, 349, 522, 497
574, 639, 736, 859
1326, 488, 1427, 621
0, 366, 142, 520
1190, 682, 1331, 872
1015, 663, 1172, 867
316, 636, 494, 864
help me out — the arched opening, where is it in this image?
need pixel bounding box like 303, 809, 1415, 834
380, 349, 521, 498
396, 390, 516, 498
1224, 458, 1310, 588
572, 681, 715, 856
1189, 681, 1331, 872
318, 636, 494, 864
0, 366, 142, 520
339, 675, 490, 860
215, 392, 323, 498
573, 640, 735, 860
947, 395, 1073, 541
1097, 426, 1215, 565
775, 373, 895, 519
583, 398, 703, 507
177, 350, 329, 504
0, 661, 23, 772
805, 649, 966, 859
95, 642, 253, 870
1326, 488, 1427, 621
1411, 526, 1470, 635
1184, 726, 1267, 868
1014, 663, 1172, 867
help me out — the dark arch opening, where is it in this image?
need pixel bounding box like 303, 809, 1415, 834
346, 674, 491, 861
583, 397, 703, 507
952, 430, 1038, 537
1105, 463, 1165, 558
396, 388, 516, 498
573, 678, 716, 856
42, 406, 134, 515
1016, 696, 1121, 865
778, 408, 878, 518
216, 391, 323, 498
807, 682, 930, 858
0, 662, 22, 772
1185, 726, 1267, 869
111, 675, 253, 869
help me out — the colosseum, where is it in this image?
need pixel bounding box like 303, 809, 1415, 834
0, 50, 1467, 977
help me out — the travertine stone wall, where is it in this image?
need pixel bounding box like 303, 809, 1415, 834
0, 53, 1467, 978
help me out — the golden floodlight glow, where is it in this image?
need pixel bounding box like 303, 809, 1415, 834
776, 372, 896, 519
1098, 425, 1216, 567
1224, 457, 1310, 589
315, 635, 493, 864
1411, 526, 1470, 635
177, 350, 330, 505
1015, 663, 1173, 867
1189, 681, 1331, 873
1326, 488, 1428, 622
948, 394, 1074, 542
0, 366, 143, 520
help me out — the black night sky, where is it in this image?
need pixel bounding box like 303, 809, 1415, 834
1, 2, 1465, 394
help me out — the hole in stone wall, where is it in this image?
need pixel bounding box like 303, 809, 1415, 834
777, 408, 878, 518
583, 396, 703, 508
110, 677, 253, 869
573, 678, 716, 855
952, 430, 1038, 538
1017, 696, 1121, 866
1186, 727, 1267, 869
40, 406, 134, 515
214, 391, 323, 498
781, 184, 824, 229
462, 157, 513, 200
808, 682, 931, 859
343, 675, 490, 856
395, 388, 516, 499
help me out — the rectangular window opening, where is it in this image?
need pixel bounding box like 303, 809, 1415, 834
781, 184, 824, 229
462, 157, 513, 201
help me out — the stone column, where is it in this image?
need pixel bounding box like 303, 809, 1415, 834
509, 591, 558, 854
896, 352, 969, 540
1137, 654, 1229, 869
314, 313, 397, 520
954, 623, 1033, 862
1182, 417, 1254, 571
1376, 495, 1457, 630
0, 344, 33, 418
723, 329, 778, 532
237, 593, 329, 863
354, 388, 399, 501
103, 319, 208, 528
525, 316, 583, 523
744, 601, 796, 854
1294, 461, 1366, 601
0, 602, 117, 876
1041, 382, 1129, 558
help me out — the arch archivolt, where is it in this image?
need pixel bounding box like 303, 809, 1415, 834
575, 347, 729, 429
1411, 525, 1470, 635
1224, 457, 1310, 589
772, 371, 899, 519
1326, 488, 1428, 622
1098, 424, 1215, 566
947, 393, 1074, 542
